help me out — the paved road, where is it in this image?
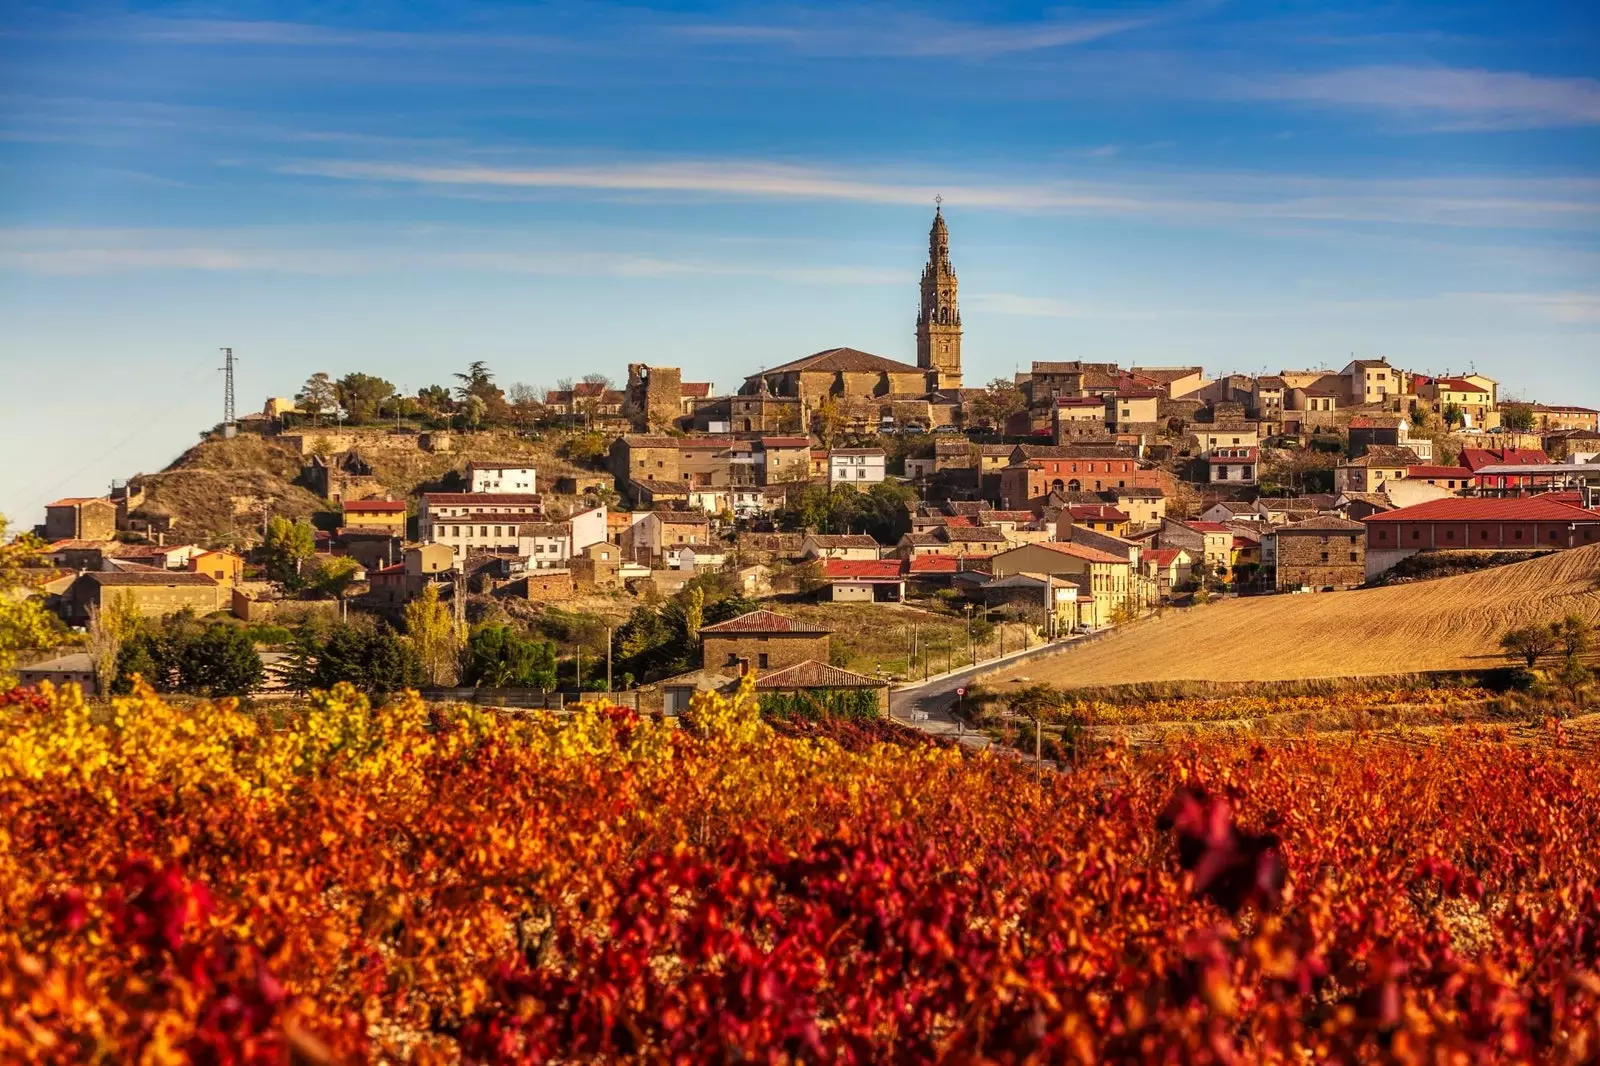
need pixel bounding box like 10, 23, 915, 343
889, 637, 1083, 748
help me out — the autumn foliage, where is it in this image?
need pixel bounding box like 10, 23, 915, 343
2, 679, 1599, 1063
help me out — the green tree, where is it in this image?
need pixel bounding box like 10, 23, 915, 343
87, 591, 139, 695
335, 372, 395, 424
308, 556, 362, 599
1410, 406, 1430, 429
968, 377, 1027, 430
704, 595, 760, 626
0, 518, 60, 687
313, 622, 420, 698
416, 385, 454, 415
1500, 404, 1536, 433
1500, 624, 1557, 667
296, 372, 337, 424
1442, 402, 1465, 429
404, 582, 461, 686
1553, 614, 1594, 662
682, 586, 705, 645
463, 625, 557, 688
275, 617, 329, 694
177, 623, 263, 696
263, 517, 316, 588
461, 394, 488, 432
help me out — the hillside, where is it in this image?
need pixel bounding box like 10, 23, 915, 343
127, 428, 599, 547
985, 544, 1600, 689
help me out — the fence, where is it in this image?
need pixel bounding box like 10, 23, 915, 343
417, 688, 642, 711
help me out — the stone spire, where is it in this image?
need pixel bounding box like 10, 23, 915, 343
916, 201, 962, 389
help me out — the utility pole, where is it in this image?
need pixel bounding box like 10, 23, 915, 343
218, 347, 238, 437
576, 644, 582, 690
606, 626, 613, 692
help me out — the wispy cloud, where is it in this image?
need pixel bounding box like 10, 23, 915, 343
1463, 291, 1600, 323
0, 227, 908, 284
280, 156, 1600, 230
1247, 66, 1600, 129
670, 7, 1153, 58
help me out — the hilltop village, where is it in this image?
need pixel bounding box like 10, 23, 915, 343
21, 208, 1600, 703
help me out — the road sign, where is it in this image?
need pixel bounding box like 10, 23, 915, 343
956, 686, 965, 697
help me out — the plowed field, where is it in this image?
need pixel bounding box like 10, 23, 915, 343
985, 543, 1600, 689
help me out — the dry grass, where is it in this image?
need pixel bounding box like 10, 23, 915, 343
984, 544, 1600, 690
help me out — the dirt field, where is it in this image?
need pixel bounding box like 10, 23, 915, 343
984, 544, 1600, 689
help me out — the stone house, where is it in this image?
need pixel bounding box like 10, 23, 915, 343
45, 497, 117, 541
800, 534, 881, 561
1263, 516, 1367, 591
1334, 446, 1421, 494
64, 571, 219, 625
698, 610, 832, 675
572, 541, 624, 590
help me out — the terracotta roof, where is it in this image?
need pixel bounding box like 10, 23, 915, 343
1054, 396, 1106, 408
423, 493, 543, 505
899, 533, 939, 546
47, 539, 116, 551
1142, 548, 1188, 566
979, 510, 1038, 522
652, 510, 711, 525
1529, 404, 1598, 414
699, 610, 830, 634
83, 572, 216, 587
823, 559, 905, 581
754, 659, 883, 689
106, 543, 188, 559
907, 555, 961, 573
1364, 497, 1600, 523
1067, 504, 1129, 522
1256, 376, 1287, 389
829, 448, 886, 457
1114, 389, 1164, 400
806, 534, 879, 548
1277, 516, 1366, 532
1435, 378, 1489, 393
1407, 465, 1470, 479
517, 522, 569, 538
1209, 448, 1259, 463
759, 436, 811, 448
759, 347, 923, 376
938, 526, 1008, 543
1342, 447, 1419, 468
344, 499, 406, 513
1031, 360, 1121, 374
631, 478, 691, 495
1019, 541, 1128, 565
47, 497, 108, 507
466, 460, 537, 470
681, 382, 713, 397
1131, 366, 1204, 384
1186, 521, 1233, 533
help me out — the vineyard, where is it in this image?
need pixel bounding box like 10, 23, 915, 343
3, 680, 1600, 1062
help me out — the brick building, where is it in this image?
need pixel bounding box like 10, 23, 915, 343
1262, 516, 1367, 591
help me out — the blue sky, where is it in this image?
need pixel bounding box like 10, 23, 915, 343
3, 0, 1599, 526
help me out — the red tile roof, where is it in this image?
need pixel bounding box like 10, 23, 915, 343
1186, 521, 1233, 533
759, 436, 811, 448
1460, 448, 1548, 472
681, 382, 713, 397
1436, 378, 1489, 393
823, 559, 905, 581
754, 659, 883, 689
700, 610, 831, 634
1142, 548, 1187, 567
906, 555, 961, 574
1407, 465, 1470, 479
422, 493, 543, 505
760, 347, 923, 376
1067, 504, 1129, 522
1364, 497, 1600, 524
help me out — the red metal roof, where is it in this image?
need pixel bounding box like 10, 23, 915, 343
907, 555, 960, 573
1460, 448, 1549, 472
823, 559, 905, 581
1364, 497, 1600, 523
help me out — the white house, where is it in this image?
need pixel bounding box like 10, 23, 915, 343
466, 461, 537, 494
516, 522, 571, 570
419, 492, 544, 558
828, 448, 886, 488
569, 504, 607, 554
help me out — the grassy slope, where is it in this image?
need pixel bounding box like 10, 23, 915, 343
984, 544, 1600, 689
130, 429, 599, 547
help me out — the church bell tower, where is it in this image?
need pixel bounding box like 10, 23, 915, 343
916, 201, 963, 390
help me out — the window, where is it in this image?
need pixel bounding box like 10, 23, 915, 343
1321, 552, 1329, 562
1514, 529, 1523, 541
494, 526, 503, 537
1349, 552, 1358, 562
479, 526, 488, 537
758, 653, 769, 669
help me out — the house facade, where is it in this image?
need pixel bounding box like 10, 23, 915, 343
827, 448, 887, 488
419, 493, 545, 557
466, 461, 537, 494
699, 610, 832, 674
1363, 496, 1600, 579
1263, 517, 1366, 591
